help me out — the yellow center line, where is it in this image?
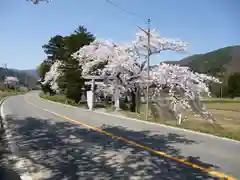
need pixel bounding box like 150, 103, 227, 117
24, 95, 238, 180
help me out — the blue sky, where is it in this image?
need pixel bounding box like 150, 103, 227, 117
0, 0, 239, 70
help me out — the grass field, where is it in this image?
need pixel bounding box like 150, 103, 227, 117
205, 103, 240, 111
40, 93, 240, 141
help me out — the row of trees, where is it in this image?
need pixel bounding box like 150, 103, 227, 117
208, 68, 240, 98
217, 73, 240, 98
38, 25, 221, 124
227, 73, 240, 98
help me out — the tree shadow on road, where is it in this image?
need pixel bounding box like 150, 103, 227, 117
5, 115, 222, 180
0, 128, 22, 180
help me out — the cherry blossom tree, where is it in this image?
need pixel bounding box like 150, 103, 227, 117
44, 28, 221, 124
133, 29, 187, 56
72, 39, 145, 110
42, 60, 62, 92
149, 63, 220, 124
72, 29, 188, 112
4, 76, 19, 89
4, 76, 19, 84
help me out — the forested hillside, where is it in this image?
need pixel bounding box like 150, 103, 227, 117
164, 45, 240, 77
163, 45, 240, 97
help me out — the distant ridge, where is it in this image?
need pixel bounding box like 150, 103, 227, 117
163, 45, 240, 77
0, 68, 39, 88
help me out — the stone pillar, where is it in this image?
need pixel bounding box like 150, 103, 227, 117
114, 87, 120, 110
87, 79, 95, 111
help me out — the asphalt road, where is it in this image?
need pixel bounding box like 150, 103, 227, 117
1, 91, 240, 180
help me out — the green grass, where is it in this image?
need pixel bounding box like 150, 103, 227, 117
39, 93, 88, 108
40, 93, 116, 109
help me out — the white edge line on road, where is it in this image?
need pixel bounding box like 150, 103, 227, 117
1, 97, 9, 128
0, 99, 20, 154
37, 94, 240, 144
0, 97, 34, 180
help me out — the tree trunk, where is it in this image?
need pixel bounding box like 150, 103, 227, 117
130, 90, 136, 112
135, 87, 141, 113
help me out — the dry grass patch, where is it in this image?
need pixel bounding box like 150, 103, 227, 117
0, 90, 24, 100
205, 103, 240, 112
121, 103, 240, 141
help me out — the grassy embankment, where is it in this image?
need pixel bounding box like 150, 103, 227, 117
40, 93, 240, 141
40, 93, 86, 107
0, 90, 26, 100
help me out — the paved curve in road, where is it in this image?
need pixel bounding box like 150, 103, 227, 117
1, 91, 240, 180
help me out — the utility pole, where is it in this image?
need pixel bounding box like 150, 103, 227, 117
2, 63, 7, 90
25, 75, 28, 89
3, 63, 7, 79
145, 18, 151, 121
137, 18, 151, 121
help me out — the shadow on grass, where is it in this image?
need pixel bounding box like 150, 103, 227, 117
5, 115, 221, 180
